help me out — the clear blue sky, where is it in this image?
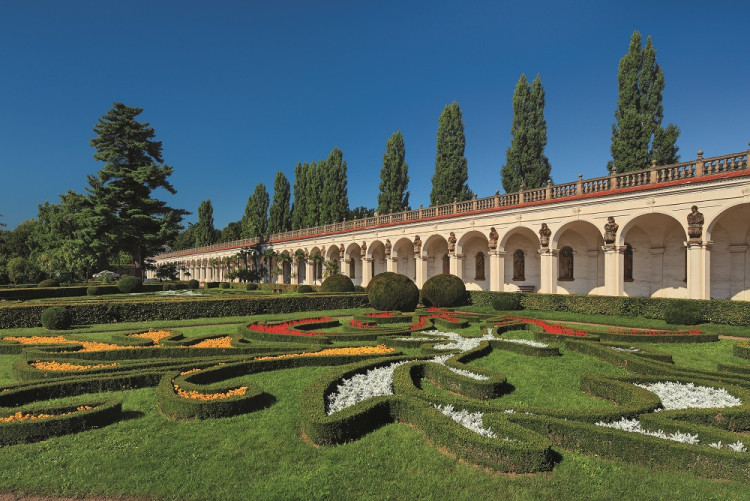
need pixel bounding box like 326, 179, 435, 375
1, 1, 748, 230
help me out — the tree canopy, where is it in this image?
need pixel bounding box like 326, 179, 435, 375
431, 102, 472, 205
269, 171, 291, 235
378, 131, 410, 213
241, 183, 269, 239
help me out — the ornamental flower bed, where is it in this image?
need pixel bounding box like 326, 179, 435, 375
410, 311, 461, 330
4, 336, 76, 345
247, 317, 333, 337
130, 330, 173, 344
607, 327, 701, 336
31, 361, 119, 371
0, 406, 93, 423
79, 341, 142, 352
503, 317, 588, 337
255, 345, 394, 361
174, 384, 248, 400
191, 336, 233, 348
349, 320, 377, 329
365, 312, 395, 318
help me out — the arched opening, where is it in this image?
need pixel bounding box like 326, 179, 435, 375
345, 243, 363, 285
707, 203, 750, 300
423, 235, 449, 280
552, 221, 604, 295
475, 252, 486, 280
392, 238, 416, 280
624, 244, 633, 282
558, 246, 574, 280
367, 241, 387, 277
501, 227, 540, 292
513, 249, 525, 281
458, 231, 490, 291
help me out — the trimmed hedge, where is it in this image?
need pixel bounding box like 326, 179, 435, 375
86, 286, 104, 296
246, 283, 258, 291
37, 279, 60, 288
40, 307, 73, 330
421, 274, 466, 307
297, 285, 313, 293
0, 283, 163, 301
664, 300, 703, 325
117, 276, 142, 293
734, 340, 750, 359
320, 274, 355, 293
188, 279, 199, 289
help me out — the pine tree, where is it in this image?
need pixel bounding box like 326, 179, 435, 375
609, 32, 680, 173
430, 102, 473, 205
241, 183, 269, 239
378, 131, 410, 213
87, 103, 187, 278
501, 74, 552, 192
290, 163, 306, 230
193, 200, 217, 247
269, 171, 291, 235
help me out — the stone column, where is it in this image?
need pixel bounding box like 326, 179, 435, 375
450, 254, 464, 279
305, 260, 314, 285
386, 257, 397, 273
539, 248, 558, 294
362, 257, 373, 287
489, 250, 505, 292
649, 247, 664, 294
415, 256, 428, 288
686, 241, 711, 299
602, 245, 624, 296
729, 245, 747, 299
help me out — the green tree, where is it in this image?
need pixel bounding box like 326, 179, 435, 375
172, 225, 196, 250
501, 74, 552, 192
320, 148, 349, 224
430, 101, 472, 205
609, 32, 680, 173
7, 257, 40, 284
193, 200, 217, 247
378, 131, 410, 213
269, 171, 291, 235
3, 220, 37, 259
241, 183, 269, 239
219, 221, 242, 243
348, 206, 375, 219
290, 163, 307, 230
303, 162, 323, 227
87, 103, 187, 278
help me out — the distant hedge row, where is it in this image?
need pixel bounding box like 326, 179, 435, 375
0, 283, 164, 301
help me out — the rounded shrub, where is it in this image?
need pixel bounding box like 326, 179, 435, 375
187, 279, 199, 290
297, 285, 314, 293
246, 283, 258, 291
175, 283, 188, 290
220, 282, 230, 289
37, 279, 60, 288
664, 300, 703, 325
421, 274, 466, 307
86, 286, 104, 296
40, 306, 73, 330
354, 285, 366, 293
492, 293, 524, 311
117, 275, 142, 293
162, 283, 175, 291
366, 272, 419, 312
320, 274, 355, 293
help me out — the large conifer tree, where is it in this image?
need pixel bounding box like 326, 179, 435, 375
269, 171, 291, 235
430, 102, 472, 205
303, 162, 323, 227
378, 131, 410, 213
290, 163, 306, 230
193, 199, 217, 247
609, 32, 680, 173
501, 74, 552, 192
241, 183, 269, 239
320, 148, 349, 223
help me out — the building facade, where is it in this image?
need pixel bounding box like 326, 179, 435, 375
150, 148, 750, 301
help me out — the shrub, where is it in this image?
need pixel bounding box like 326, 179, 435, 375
492, 293, 523, 311
321, 274, 355, 293
87, 286, 104, 296
162, 283, 175, 291
664, 300, 703, 325
117, 276, 142, 293
187, 279, 199, 290
367, 272, 419, 312
297, 285, 314, 293
220, 282, 230, 289
175, 283, 188, 290
40, 306, 73, 330
204, 282, 220, 289
246, 283, 258, 291
421, 274, 466, 307
354, 285, 365, 293
37, 279, 60, 288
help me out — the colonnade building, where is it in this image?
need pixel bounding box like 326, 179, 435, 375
150, 147, 750, 301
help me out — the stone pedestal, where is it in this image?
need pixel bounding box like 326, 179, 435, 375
539, 248, 558, 294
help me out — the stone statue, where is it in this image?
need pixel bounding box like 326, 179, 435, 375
539, 223, 551, 248
475, 252, 485, 280
413, 235, 422, 255
513, 249, 525, 281
361, 241, 367, 254
687, 205, 704, 240
488, 227, 499, 250
339, 243, 345, 255
559, 247, 574, 280
385, 239, 392, 257
448, 232, 457, 254
603, 216, 619, 245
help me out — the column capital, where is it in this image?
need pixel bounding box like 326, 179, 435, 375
539, 248, 558, 257
601, 245, 625, 254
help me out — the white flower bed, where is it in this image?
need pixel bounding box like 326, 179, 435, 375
393, 337, 438, 341
326, 360, 412, 415
635, 381, 742, 410
430, 354, 489, 380
596, 418, 746, 452
433, 404, 498, 438
431, 330, 496, 352
709, 441, 748, 452
610, 346, 640, 353
499, 338, 549, 348
157, 290, 204, 296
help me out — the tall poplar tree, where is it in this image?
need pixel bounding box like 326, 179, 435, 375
430, 102, 472, 205
269, 171, 291, 235
378, 131, 410, 213
320, 147, 349, 223
290, 163, 307, 230
303, 162, 323, 227
609, 32, 680, 173
193, 199, 217, 247
241, 183, 269, 239
501, 74, 552, 192
87, 103, 186, 278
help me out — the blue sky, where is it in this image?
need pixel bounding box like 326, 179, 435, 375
1, 1, 748, 230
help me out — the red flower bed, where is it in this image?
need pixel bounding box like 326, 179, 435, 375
502, 316, 589, 337
410, 310, 460, 330
607, 327, 701, 336
365, 312, 394, 318
349, 319, 377, 329
247, 317, 333, 337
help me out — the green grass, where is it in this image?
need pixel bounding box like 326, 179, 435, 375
0, 308, 748, 500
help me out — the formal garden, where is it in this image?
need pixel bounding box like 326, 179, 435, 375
0, 272, 747, 500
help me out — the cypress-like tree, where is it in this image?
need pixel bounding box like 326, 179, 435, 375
378, 131, 410, 213
501, 74, 552, 192
303, 162, 323, 227
87, 103, 187, 278
269, 171, 291, 235
241, 183, 269, 239
430, 101, 472, 205
290, 162, 306, 230
320, 147, 349, 223
609, 32, 680, 173
193, 199, 217, 247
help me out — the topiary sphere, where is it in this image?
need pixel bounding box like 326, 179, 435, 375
320, 273, 355, 293
220, 282, 230, 289
118, 275, 142, 293
353, 285, 366, 293
297, 285, 314, 293
38, 279, 60, 288
40, 306, 73, 330
246, 283, 258, 291
366, 272, 419, 312
187, 279, 199, 290
421, 274, 466, 307
87, 286, 104, 296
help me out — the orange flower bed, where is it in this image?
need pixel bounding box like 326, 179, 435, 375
131, 330, 173, 344
180, 368, 201, 376
31, 361, 119, 371
79, 341, 141, 352
255, 344, 394, 361
191, 337, 233, 348
4, 336, 76, 345
0, 406, 93, 423
174, 385, 248, 400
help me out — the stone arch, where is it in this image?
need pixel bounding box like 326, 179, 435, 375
367, 240, 388, 277
552, 220, 604, 295
392, 237, 416, 280
457, 230, 490, 291
705, 203, 750, 300
309, 246, 323, 283
619, 213, 687, 298
345, 242, 363, 285
279, 250, 292, 284
500, 226, 540, 292
423, 234, 449, 279
294, 248, 307, 284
